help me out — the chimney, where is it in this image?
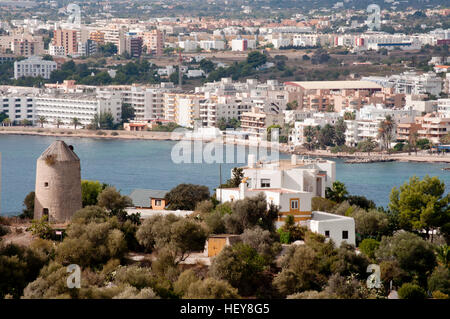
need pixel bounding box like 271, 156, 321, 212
248, 154, 256, 168
240, 178, 248, 199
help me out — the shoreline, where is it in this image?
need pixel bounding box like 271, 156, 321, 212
1, 127, 450, 164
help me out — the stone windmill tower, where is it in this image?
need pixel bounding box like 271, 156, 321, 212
34, 140, 82, 223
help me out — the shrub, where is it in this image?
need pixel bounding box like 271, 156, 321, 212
174, 269, 200, 296
195, 200, 214, 215
165, 184, 210, 211
375, 232, 436, 286
287, 290, 332, 299
223, 193, 278, 234
312, 197, 336, 211
184, 278, 240, 299
136, 214, 207, 262
277, 228, 290, 244
432, 291, 449, 299
55, 221, 127, 268
209, 243, 267, 296
398, 283, 427, 299
0, 225, 10, 237
1, 243, 51, 298
241, 227, 281, 263
427, 266, 450, 295
29, 216, 53, 239
359, 238, 380, 259
110, 131, 119, 136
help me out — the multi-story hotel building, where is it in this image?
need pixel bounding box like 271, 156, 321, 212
53, 29, 78, 56
35, 93, 122, 128
89, 30, 105, 45
416, 113, 450, 144
143, 30, 164, 56
14, 56, 57, 80
0, 88, 37, 124
285, 81, 383, 110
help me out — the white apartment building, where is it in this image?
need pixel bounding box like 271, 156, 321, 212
178, 40, 199, 52
199, 95, 253, 128
199, 40, 225, 51
14, 56, 57, 80
271, 37, 291, 49
293, 34, 319, 47
35, 93, 122, 128
240, 106, 284, 137
344, 104, 416, 146
48, 44, 66, 57
216, 155, 355, 247
290, 113, 341, 146
163, 92, 203, 127
102, 25, 127, 54
363, 72, 443, 96
231, 39, 248, 51
344, 120, 381, 147
97, 83, 177, 121
0, 91, 36, 124
437, 99, 450, 118
417, 113, 450, 144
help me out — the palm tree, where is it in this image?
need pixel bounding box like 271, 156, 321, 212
21, 119, 31, 126
2, 118, 11, 126
325, 181, 348, 203
303, 125, 318, 151
409, 131, 419, 156
358, 137, 377, 156
71, 117, 80, 130
378, 115, 394, 153
436, 245, 450, 268
55, 118, 63, 129
38, 116, 47, 128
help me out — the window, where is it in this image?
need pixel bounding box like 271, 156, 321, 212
44, 182, 49, 187
154, 199, 162, 207
261, 179, 270, 188
290, 199, 299, 210
43, 208, 49, 216
325, 230, 330, 238
342, 231, 348, 240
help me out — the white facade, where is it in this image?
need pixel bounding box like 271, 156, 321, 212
14, 56, 57, 80
199, 40, 225, 51
97, 83, 177, 121
293, 34, 318, 47
35, 93, 122, 128
48, 44, 66, 57
231, 39, 247, 51
0, 93, 35, 124
271, 37, 291, 49
179, 40, 199, 52
216, 155, 355, 247
437, 99, 450, 118
307, 211, 356, 247
186, 69, 205, 78
363, 72, 443, 96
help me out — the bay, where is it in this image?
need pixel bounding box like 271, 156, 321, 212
0, 135, 448, 215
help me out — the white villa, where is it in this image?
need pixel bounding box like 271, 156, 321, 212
216, 154, 355, 247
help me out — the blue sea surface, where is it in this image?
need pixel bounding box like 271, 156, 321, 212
0, 134, 449, 215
